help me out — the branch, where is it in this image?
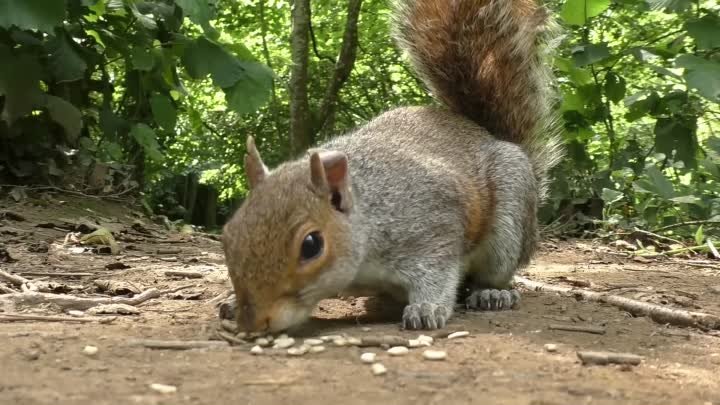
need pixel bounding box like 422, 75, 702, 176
514, 276, 720, 330
652, 220, 720, 234
314, 0, 363, 136
308, 20, 335, 64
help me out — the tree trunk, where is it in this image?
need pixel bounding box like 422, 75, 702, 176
289, 0, 313, 156
315, 0, 363, 137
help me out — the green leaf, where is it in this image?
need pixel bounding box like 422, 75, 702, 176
646, 0, 692, 12
224, 61, 274, 115
150, 94, 177, 131
695, 225, 704, 246
0, 0, 66, 32
130, 123, 164, 162
707, 136, 720, 155
571, 43, 610, 67
669, 195, 701, 204
48, 30, 88, 83
635, 166, 675, 200
654, 117, 697, 168
675, 55, 720, 103
604, 72, 626, 103
103, 142, 124, 161
175, 0, 214, 34
560, 0, 611, 26
685, 15, 720, 50
601, 188, 624, 204
131, 48, 154, 71
45, 95, 82, 142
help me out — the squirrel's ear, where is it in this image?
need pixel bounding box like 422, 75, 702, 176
309, 150, 352, 212
244, 136, 269, 189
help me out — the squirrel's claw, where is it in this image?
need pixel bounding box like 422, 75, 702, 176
402, 302, 448, 330
465, 289, 520, 311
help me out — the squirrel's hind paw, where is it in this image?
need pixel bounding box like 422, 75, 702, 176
402, 302, 449, 330
465, 289, 520, 311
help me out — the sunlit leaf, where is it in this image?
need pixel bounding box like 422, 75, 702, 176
560, 0, 611, 26
150, 94, 177, 131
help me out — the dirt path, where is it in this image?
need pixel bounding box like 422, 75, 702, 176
1, 196, 719, 405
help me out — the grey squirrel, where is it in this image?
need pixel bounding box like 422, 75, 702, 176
221, 0, 563, 332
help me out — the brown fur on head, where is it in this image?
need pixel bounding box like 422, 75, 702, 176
222, 137, 356, 333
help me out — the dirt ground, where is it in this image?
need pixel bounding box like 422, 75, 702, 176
1, 194, 719, 405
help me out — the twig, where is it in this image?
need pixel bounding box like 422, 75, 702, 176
707, 239, 720, 259
0, 184, 136, 201
128, 339, 230, 350
630, 228, 685, 246
548, 324, 606, 335
215, 329, 247, 345
156, 248, 182, 255
652, 220, 720, 233
0, 284, 17, 294
515, 276, 720, 330
164, 270, 203, 279
577, 351, 643, 366
0, 288, 163, 310
0, 269, 31, 287
16, 272, 94, 277
0, 314, 115, 323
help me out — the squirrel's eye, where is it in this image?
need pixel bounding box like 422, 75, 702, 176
300, 232, 323, 261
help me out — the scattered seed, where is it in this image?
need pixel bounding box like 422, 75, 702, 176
320, 335, 342, 342
361, 352, 377, 364
422, 350, 447, 361
371, 363, 387, 376
304, 338, 323, 346
309, 345, 326, 353
544, 344, 558, 353
358, 335, 408, 347
362, 327, 371, 332
447, 331, 470, 339
417, 335, 434, 345
149, 383, 177, 394
347, 337, 362, 346
67, 310, 85, 317
254, 338, 270, 347
387, 346, 409, 356
332, 338, 348, 347
272, 337, 295, 349
82, 346, 99, 356
265, 335, 274, 342
250, 345, 264, 355
278, 334, 289, 340
287, 345, 309, 356
408, 339, 431, 348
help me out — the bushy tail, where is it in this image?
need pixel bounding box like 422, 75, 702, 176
392, 0, 563, 201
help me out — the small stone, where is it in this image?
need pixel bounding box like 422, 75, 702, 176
422, 350, 447, 361
447, 331, 470, 339
361, 352, 377, 363
272, 337, 295, 349
304, 338, 323, 346
417, 335, 434, 345
250, 345, 264, 355
371, 363, 387, 376
332, 338, 348, 347
82, 346, 99, 356
255, 338, 270, 347
544, 344, 558, 353
387, 346, 409, 356
347, 337, 362, 346
287, 345, 309, 356
149, 383, 177, 394
309, 345, 326, 353
67, 310, 84, 317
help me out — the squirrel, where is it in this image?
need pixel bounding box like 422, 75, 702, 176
220, 0, 563, 332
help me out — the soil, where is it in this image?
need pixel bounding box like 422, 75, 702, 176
1, 194, 719, 405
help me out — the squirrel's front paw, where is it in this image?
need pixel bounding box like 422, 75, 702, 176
402, 303, 448, 330
465, 288, 520, 311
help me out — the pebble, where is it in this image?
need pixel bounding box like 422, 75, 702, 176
254, 338, 270, 347
422, 350, 447, 361
273, 337, 295, 349
544, 343, 558, 353
447, 331, 470, 339
309, 345, 326, 353
387, 346, 409, 356
82, 346, 99, 356
149, 383, 177, 394
250, 345, 264, 355
361, 352, 377, 363
67, 310, 85, 317
287, 345, 309, 356
332, 337, 348, 347
304, 338, 324, 346
418, 335, 434, 345
371, 363, 387, 376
